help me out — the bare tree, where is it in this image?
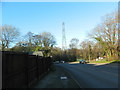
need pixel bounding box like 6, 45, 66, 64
79, 40, 94, 60
24, 32, 34, 47
69, 38, 79, 49
40, 32, 56, 57
91, 11, 118, 60
33, 34, 42, 47
69, 38, 79, 61
0, 25, 20, 51
41, 32, 56, 48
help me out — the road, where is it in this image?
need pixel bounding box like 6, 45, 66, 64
55, 63, 118, 88
33, 65, 80, 88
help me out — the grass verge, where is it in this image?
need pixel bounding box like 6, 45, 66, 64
89, 60, 120, 64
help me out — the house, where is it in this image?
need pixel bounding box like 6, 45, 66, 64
29, 51, 43, 56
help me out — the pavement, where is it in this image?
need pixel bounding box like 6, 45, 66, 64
33, 65, 80, 88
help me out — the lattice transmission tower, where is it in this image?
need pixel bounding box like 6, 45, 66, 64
62, 22, 67, 51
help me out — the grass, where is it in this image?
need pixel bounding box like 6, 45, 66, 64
70, 58, 120, 64
89, 60, 120, 64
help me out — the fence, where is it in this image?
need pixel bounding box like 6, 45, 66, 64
2, 51, 52, 88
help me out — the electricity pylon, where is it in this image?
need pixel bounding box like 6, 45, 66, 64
62, 22, 67, 51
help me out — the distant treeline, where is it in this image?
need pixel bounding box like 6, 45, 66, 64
0, 10, 119, 61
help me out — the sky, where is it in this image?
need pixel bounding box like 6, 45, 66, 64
1, 2, 118, 48
1, 0, 120, 2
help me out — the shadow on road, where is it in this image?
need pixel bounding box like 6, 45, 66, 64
66, 61, 119, 88
69, 61, 119, 68
69, 61, 119, 73
33, 61, 119, 88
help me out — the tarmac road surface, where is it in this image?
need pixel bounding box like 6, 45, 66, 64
56, 63, 118, 88
33, 64, 80, 88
